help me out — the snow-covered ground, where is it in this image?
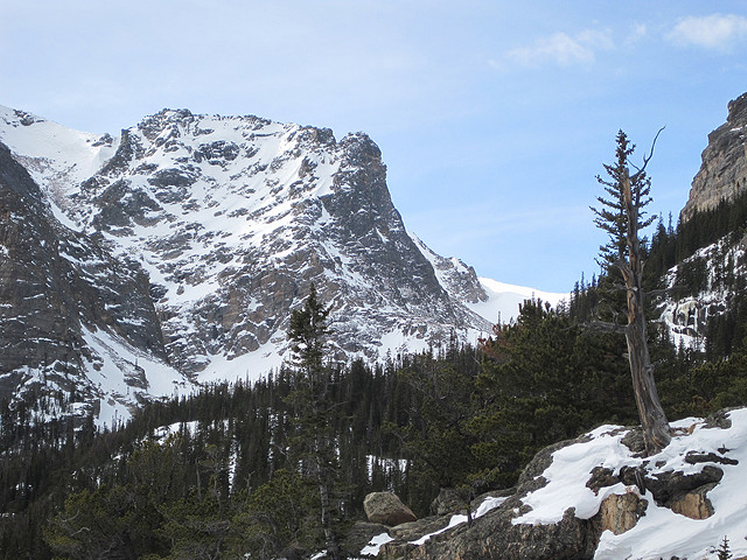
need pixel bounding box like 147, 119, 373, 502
516, 408, 747, 560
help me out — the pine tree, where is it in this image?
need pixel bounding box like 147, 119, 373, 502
287, 284, 343, 560
591, 130, 670, 454
715, 536, 733, 560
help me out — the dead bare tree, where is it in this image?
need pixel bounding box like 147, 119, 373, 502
591, 129, 671, 455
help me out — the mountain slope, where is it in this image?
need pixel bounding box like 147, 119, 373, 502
0, 105, 563, 422
656, 94, 747, 352
681, 92, 747, 221
0, 139, 189, 428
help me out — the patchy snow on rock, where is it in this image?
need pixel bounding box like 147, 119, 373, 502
80, 326, 192, 429
408, 495, 508, 547
658, 236, 746, 351
514, 408, 747, 560
361, 532, 395, 556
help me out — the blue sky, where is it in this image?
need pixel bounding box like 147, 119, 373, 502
3, 1, 747, 291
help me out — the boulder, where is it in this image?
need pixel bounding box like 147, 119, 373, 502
669, 483, 716, 519
364, 492, 418, 526
596, 493, 648, 535
430, 488, 465, 516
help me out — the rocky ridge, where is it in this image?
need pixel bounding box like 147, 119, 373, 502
0, 105, 546, 424
0, 139, 189, 426
681, 92, 747, 221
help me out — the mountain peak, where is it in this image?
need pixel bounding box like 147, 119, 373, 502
0, 103, 557, 424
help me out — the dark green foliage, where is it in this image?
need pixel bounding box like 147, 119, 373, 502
706, 297, 747, 359
642, 189, 747, 285
714, 536, 733, 560
591, 130, 657, 270
470, 300, 637, 487
230, 469, 319, 558
393, 344, 482, 512
289, 283, 330, 376
286, 285, 344, 559
4, 186, 747, 557
677, 190, 747, 262
673, 257, 708, 299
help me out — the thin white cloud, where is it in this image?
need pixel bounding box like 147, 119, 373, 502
504, 29, 614, 67
626, 23, 648, 45
668, 14, 747, 50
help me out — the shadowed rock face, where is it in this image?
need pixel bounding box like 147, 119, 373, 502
682, 92, 747, 221
0, 140, 178, 419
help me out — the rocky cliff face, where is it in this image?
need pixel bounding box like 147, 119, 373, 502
681, 92, 747, 221
658, 234, 747, 350
0, 105, 499, 423
0, 140, 189, 426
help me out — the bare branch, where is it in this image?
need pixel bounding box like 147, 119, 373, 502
631, 126, 665, 178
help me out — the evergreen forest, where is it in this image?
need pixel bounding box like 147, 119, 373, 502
2, 192, 747, 559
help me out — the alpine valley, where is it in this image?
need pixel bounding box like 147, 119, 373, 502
0, 105, 562, 427
2, 92, 747, 560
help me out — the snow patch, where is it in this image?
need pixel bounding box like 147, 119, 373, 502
513, 409, 747, 560
470, 277, 568, 325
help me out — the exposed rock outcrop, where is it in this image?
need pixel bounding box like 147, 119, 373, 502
0, 140, 189, 424
595, 492, 648, 535
669, 483, 716, 519
0, 104, 502, 422
370, 413, 743, 560
377, 435, 599, 560
430, 488, 466, 516
682, 92, 747, 221
342, 521, 391, 556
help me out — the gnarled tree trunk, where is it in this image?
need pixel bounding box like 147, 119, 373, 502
620, 170, 670, 455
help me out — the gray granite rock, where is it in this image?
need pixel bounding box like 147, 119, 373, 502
682, 92, 747, 221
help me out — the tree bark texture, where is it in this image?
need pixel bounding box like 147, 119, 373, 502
621, 172, 671, 454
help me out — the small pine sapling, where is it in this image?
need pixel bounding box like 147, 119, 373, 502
714, 536, 733, 560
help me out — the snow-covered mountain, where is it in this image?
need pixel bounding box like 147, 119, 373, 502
0, 105, 565, 425
657, 93, 747, 352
